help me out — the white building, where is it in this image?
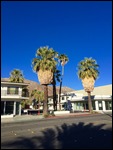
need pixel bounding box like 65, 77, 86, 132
1, 79, 112, 116
48, 84, 112, 113
1, 81, 29, 118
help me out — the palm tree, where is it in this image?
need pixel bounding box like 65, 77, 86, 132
9, 69, 24, 83
32, 46, 58, 116
21, 99, 32, 110
77, 57, 99, 113
52, 69, 61, 111
31, 89, 44, 115
58, 54, 69, 110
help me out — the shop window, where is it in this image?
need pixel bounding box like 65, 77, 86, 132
92, 101, 96, 110
16, 102, 20, 115
1, 101, 4, 115
105, 101, 112, 110
98, 101, 103, 110
5, 101, 14, 115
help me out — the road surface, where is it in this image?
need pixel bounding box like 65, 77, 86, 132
1, 113, 112, 149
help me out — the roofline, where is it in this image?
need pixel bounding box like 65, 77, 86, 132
1, 81, 29, 86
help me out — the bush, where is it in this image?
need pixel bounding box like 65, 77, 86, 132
92, 111, 99, 114
43, 112, 55, 118
43, 113, 49, 118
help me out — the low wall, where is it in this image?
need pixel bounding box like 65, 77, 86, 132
1, 114, 14, 118
54, 111, 70, 116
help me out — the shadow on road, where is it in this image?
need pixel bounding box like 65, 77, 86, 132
102, 111, 112, 118
1, 122, 112, 149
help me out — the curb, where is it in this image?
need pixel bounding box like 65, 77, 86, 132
45, 113, 98, 119
1, 113, 101, 123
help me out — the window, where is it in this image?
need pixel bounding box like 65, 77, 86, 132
22, 88, 29, 97
7, 87, 19, 95
1, 101, 4, 115
62, 104, 64, 108
105, 101, 112, 110
98, 101, 103, 110
62, 97, 64, 100
5, 101, 14, 115
66, 96, 69, 100
92, 101, 96, 110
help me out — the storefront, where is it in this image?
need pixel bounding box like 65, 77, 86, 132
60, 94, 112, 112
1, 80, 29, 117
1, 100, 21, 116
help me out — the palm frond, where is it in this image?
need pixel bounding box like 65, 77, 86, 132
77, 57, 99, 80
9, 69, 24, 83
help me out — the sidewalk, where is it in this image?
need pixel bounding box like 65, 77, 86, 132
1, 112, 98, 123
1, 114, 44, 123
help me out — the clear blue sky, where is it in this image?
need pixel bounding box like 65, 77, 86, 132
1, 1, 112, 90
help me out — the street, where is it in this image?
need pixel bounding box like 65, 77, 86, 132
1, 113, 112, 149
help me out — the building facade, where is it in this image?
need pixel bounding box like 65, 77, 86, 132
1, 80, 112, 116
48, 84, 112, 112
1, 81, 29, 117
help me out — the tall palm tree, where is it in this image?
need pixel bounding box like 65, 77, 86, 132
58, 54, 69, 110
32, 46, 58, 116
77, 57, 99, 113
9, 69, 24, 83
31, 89, 44, 115
52, 69, 61, 111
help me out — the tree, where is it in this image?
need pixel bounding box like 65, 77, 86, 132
58, 54, 69, 110
52, 69, 61, 111
9, 69, 24, 83
31, 89, 44, 115
77, 57, 99, 113
32, 46, 58, 116
21, 99, 32, 109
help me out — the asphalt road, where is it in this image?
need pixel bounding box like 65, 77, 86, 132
1, 113, 112, 149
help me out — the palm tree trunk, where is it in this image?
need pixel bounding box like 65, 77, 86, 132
59, 78, 62, 110
38, 103, 40, 115
59, 65, 65, 110
53, 75, 57, 111
59, 65, 64, 111
87, 91, 93, 113
53, 84, 57, 111
43, 85, 48, 116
